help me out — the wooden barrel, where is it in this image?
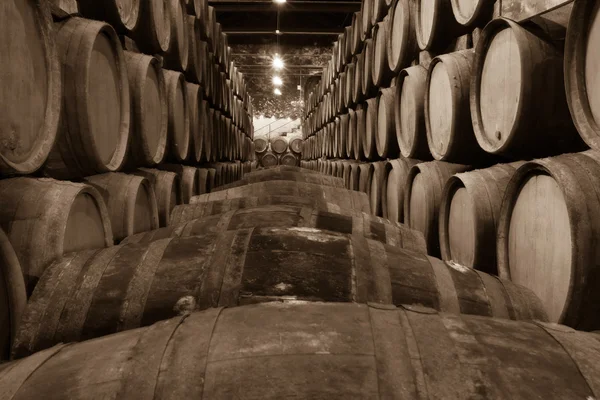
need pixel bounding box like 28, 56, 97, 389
426, 49, 486, 163
77, 0, 140, 33
395, 65, 431, 159
387, 0, 419, 73
361, 0, 373, 40
186, 82, 204, 162
471, 18, 585, 158
129, 205, 427, 255
197, 168, 211, 195
385, 158, 420, 223
163, 70, 190, 162
13, 227, 547, 358
164, 0, 189, 72
357, 163, 374, 198
134, 168, 182, 227
190, 181, 371, 213
0, 228, 26, 361
347, 109, 357, 159
376, 87, 399, 158
362, 39, 376, 97
131, 0, 171, 54
84, 173, 159, 242
369, 161, 389, 217
45, 18, 130, 179
157, 164, 199, 203
254, 138, 268, 154
215, 169, 346, 192
415, 0, 468, 51
372, 21, 394, 88
371, 0, 388, 26
353, 52, 364, 104
0, 0, 60, 176
345, 63, 355, 108
349, 163, 362, 191
338, 114, 349, 157
124, 51, 167, 167
450, 0, 494, 28
340, 161, 354, 188
289, 138, 303, 154
439, 162, 523, 274
363, 97, 379, 160
280, 153, 298, 167
0, 177, 113, 292
564, 0, 600, 151
260, 151, 279, 168
185, 16, 201, 84
200, 100, 212, 162
206, 167, 216, 192
405, 161, 471, 256
497, 151, 600, 330
354, 106, 366, 160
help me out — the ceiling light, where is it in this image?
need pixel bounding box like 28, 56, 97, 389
272, 76, 283, 86
273, 55, 284, 70
275, 29, 281, 35
274, 88, 282, 95
274, 0, 286, 3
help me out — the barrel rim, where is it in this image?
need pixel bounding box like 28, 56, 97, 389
450, 0, 493, 28
415, 0, 440, 50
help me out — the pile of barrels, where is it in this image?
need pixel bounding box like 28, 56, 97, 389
301, 0, 600, 336
1, 164, 599, 398
254, 136, 303, 168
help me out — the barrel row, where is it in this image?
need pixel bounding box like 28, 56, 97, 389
253, 137, 303, 168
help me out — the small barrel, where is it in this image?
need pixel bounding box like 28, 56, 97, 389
385, 158, 420, 223
45, 18, 130, 179
357, 163, 374, 198
387, 0, 419, 73
190, 181, 371, 214
124, 51, 168, 167
376, 87, 399, 158
363, 97, 379, 160
471, 18, 585, 158
415, 0, 468, 51
450, 0, 494, 28
271, 137, 288, 155
131, 0, 171, 54
13, 228, 547, 358
0, 0, 60, 176
186, 82, 204, 162
164, 0, 189, 72
254, 138, 268, 154
84, 173, 159, 242
439, 162, 523, 274
497, 151, 600, 330
77, 0, 140, 33
0, 177, 113, 292
163, 70, 190, 162
405, 161, 471, 256
280, 153, 298, 167
426, 49, 486, 163
564, 0, 600, 150
395, 65, 431, 159
369, 161, 390, 217
289, 138, 303, 154
260, 151, 279, 168
133, 168, 182, 227
215, 168, 346, 192
157, 164, 199, 203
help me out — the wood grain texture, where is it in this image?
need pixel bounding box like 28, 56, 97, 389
385, 158, 421, 223
387, 0, 419, 73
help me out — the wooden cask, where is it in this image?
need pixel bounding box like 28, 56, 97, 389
450, 0, 494, 28
351, 11, 363, 55
387, 0, 419, 73
497, 151, 600, 330
0, 0, 60, 176
362, 39, 376, 97
206, 167, 216, 192
346, 109, 357, 159
349, 163, 362, 191
426, 49, 487, 163
385, 158, 420, 223
415, 0, 468, 51
13, 228, 546, 358
358, 163, 374, 198
190, 181, 371, 213
354, 106, 366, 160
369, 161, 390, 217
215, 169, 346, 192
372, 21, 394, 88
131, 0, 170, 54
340, 161, 355, 189
405, 161, 471, 256
353, 52, 364, 104
45, 18, 130, 179
471, 18, 585, 158
0, 228, 26, 360
345, 62, 355, 108
134, 168, 182, 227
280, 153, 298, 167
197, 168, 211, 195
439, 162, 523, 274
361, 0, 373, 40
186, 82, 204, 162
260, 151, 279, 168
127, 205, 427, 254
163, 70, 190, 162
395, 65, 431, 159
84, 173, 159, 243
157, 164, 199, 203
0, 178, 113, 292
376, 87, 400, 158
185, 16, 201, 84
290, 138, 303, 154
124, 51, 167, 167
164, 0, 189, 72
338, 114, 349, 157
77, 0, 140, 33
363, 97, 379, 160
254, 137, 268, 154
565, 0, 600, 150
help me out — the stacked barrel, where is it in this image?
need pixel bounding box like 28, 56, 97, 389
301, 0, 600, 338
254, 136, 303, 167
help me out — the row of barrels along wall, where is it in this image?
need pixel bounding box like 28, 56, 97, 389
300, 0, 600, 332
1, 165, 600, 398
253, 136, 303, 168
0, 0, 257, 360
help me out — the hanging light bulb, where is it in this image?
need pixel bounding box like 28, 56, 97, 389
272, 54, 284, 70
274, 88, 282, 96
272, 76, 283, 86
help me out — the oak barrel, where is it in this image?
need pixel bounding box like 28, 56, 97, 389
131, 0, 171, 54
372, 21, 394, 88
197, 168, 211, 195
186, 82, 204, 162
280, 153, 298, 167
45, 18, 130, 179
260, 151, 279, 168
497, 151, 600, 330
157, 164, 199, 203
471, 18, 585, 158
164, 0, 189, 72
254, 138, 268, 154
163, 69, 190, 162
376, 87, 399, 158
450, 0, 494, 27
124, 51, 167, 167
134, 168, 182, 227
363, 97, 379, 160
369, 161, 389, 217
385, 158, 420, 223
185, 16, 202, 84
0, 0, 60, 176
271, 137, 288, 154
387, 0, 419, 73
415, 0, 468, 51
405, 161, 471, 256
349, 163, 362, 191
362, 39, 376, 97
13, 228, 545, 358
354, 106, 366, 160
357, 163, 374, 198
0, 178, 113, 292
289, 138, 303, 154
84, 173, 159, 243
77, 0, 140, 33
439, 162, 523, 274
